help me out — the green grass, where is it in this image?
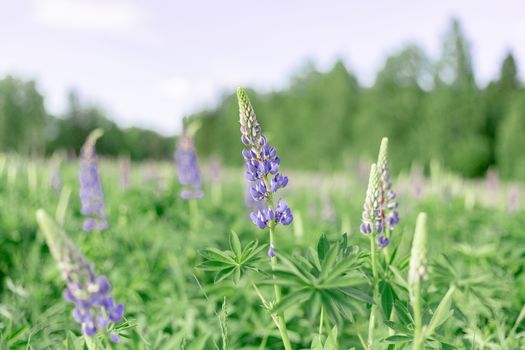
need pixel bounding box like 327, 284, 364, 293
0, 157, 524, 349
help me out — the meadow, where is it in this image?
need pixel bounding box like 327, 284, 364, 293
0, 135, 524, 350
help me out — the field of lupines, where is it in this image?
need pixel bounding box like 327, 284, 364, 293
0, 88, 524, 349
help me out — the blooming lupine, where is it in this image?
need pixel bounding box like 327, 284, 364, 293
360, 163, 388, 247
237, 87, 293, 239
175, 131, 204, 200
377, 138, 399, 234
238, 88, 294, 349
79, 129, 108, 232
36, 210, 124, 342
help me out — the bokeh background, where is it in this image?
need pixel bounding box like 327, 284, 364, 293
1, 1, 525, 179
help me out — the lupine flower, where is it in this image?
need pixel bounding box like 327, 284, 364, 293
268, 243, 276, 257
36, 209, 124, 342
244, 175, 266, 212
175, 131, 204, 200
408, 212, 429, 291
237, 87, 293, 231
79, 129, 108, 232
360, 163, 384, 239
377, 137, 399, 233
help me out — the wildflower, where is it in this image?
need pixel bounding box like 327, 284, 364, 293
377, 137, 399, 232
268, 243, 276, 257
36, 210, 124, 342
175, 131, 204, 200
408, 212, 429, 291
79, 129, 108, 232
237, 87, 293, 230
360, 164, 383, 236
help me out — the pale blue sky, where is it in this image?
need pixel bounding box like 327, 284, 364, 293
1, 0, 524, 134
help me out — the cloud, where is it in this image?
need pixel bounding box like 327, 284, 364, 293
156, 77, 222, 114
32, 0, 144, 32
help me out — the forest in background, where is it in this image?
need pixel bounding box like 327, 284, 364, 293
1, 19, 524, 179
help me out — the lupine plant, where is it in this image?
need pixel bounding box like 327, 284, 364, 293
359, 138, 400, 349
238, 87, 293, 348
4, 90, 518, 349
175, 129, 204, 200
36, 209, 124, 345
79, 129, 108, 232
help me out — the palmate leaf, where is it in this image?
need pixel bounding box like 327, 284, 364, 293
267, 233, 370, 329
197, 234, 267, 284
270, 288, 312, 315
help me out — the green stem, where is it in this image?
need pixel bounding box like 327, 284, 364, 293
189, 199, 198, 233
261, 174, 292, 350
413, 282, 423, 350
269, 226, 292, 350
368, 237, 380, 349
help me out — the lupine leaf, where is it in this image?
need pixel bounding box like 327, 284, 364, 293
426, 286, 456, 336
271, 289, 311, 315
229, 231, 242, 257
317, 234, 330, 261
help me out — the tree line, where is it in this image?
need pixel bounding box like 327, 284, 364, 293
191, 19, 525, 180
0, 19, 524, 179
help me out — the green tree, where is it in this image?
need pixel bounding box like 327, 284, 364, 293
484, 53, 521, 165
0, 76, 47, 154
497, 93, 525, 179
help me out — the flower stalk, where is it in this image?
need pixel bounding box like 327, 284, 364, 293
237, 87, 293, 350
409, 212, 429, 350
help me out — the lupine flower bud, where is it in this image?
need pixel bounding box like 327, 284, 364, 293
360, 164, 383, 236
36, 209, 124, 342
409, 212, 429, 292
377, 137, 399, 233
237, 87, 293, 230
79, 129, 108, 232
175, 131, 204, 200
268, 244, 276, 257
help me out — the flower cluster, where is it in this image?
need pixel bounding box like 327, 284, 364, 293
237, 87, 293, 233
36, 210, 124, 342
79, 129, 108, 232
63, 262, 124, 340
360, 164, 388, 247
175, 131, 204, 200
377, 138, 400, 232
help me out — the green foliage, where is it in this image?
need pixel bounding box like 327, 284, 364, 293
0, 156, 523, 349
497, 94, 525, 180
198, 231, 267, 284
267, 234, 370, 325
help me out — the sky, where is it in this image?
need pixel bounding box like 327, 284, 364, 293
1, 0, 525, 135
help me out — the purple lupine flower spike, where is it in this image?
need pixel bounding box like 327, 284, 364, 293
237, 87, 293, 231
79, 129, 108, 232
175, 130, 204, 200
36, 210, 124, 342
375, 138, 400, 247
360, 163, 383, 239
